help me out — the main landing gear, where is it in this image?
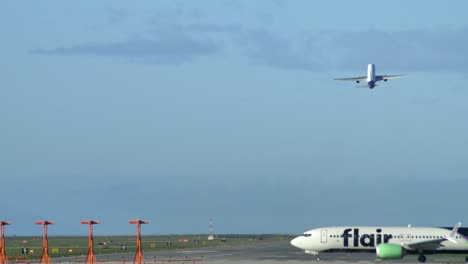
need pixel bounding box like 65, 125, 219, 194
418, 255, 427, 263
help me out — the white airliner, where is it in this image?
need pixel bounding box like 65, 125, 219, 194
334, 64, 404, 89
291, 223, 468, 262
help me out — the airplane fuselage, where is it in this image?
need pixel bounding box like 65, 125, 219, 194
291, 226, 468, 258
367, 64, 376, 88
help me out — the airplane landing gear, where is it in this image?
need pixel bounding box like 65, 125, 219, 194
418, 255, 427, 263
316, 257, 320, 262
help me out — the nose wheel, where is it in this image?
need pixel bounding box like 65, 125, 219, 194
316, 257, 320, 262
418, 255, 426, 263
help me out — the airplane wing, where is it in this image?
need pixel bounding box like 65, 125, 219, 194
401, 223, 461, 251
334, 76, 367, 82
376, 75, 405, 81
402, 238, 447, 251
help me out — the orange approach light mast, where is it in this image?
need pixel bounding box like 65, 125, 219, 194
129, 219, 149, 264
0, 221, 11, 264
81, 220, 100, 264
35, 221, 55, 264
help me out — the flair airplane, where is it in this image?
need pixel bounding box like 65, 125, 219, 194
334, 64, 404, 89
291, 223, 468, 262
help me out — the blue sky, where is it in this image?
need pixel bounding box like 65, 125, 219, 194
2, 0, 468, 235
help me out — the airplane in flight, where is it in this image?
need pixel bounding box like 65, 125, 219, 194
290, 223, 468, 262
334, 64, 404, 89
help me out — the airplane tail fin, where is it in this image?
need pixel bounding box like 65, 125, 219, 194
446, 222, 461, 244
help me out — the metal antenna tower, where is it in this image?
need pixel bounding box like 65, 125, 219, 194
0, 221, 11, 264
129, 219, 149, 264
208, 218, 214, 240
80, 220, 100, 264
35, 221, 55, 264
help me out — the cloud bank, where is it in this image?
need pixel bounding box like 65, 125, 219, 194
32, 23, 468, 72
31, 26, 221, 65
319, 28, 468, 72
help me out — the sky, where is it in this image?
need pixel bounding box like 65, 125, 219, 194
1, 0, 468, 236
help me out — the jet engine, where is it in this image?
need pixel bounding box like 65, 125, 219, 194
376, 244, 405, 259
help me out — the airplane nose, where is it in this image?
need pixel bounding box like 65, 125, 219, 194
290, 237, 301, 248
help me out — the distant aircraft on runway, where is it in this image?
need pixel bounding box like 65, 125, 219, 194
291, 223, 468, 263
334, 64, 404, 89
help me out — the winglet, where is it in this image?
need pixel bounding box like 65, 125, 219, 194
446, 222, 461, 244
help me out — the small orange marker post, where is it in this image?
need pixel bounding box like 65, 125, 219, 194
0, 221, 11, 264
129, 219, 149, 264
80, 220, 100, 264
35, 221, 55, 264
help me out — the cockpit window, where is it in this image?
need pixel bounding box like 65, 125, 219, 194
303, 233, 312, 237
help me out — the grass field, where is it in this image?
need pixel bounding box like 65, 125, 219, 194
4, 234, 291, 260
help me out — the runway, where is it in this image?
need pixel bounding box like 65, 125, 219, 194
93, 240, 467, 264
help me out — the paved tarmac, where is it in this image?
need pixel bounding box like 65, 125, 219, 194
140, 240, 467, 263
53, 240, 468, 264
